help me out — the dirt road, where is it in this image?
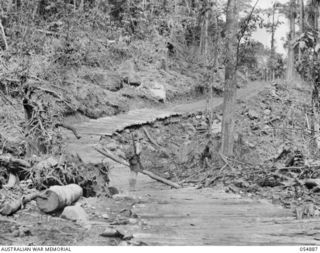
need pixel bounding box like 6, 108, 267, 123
64, 81, 268, 163
64, 81, 320, 246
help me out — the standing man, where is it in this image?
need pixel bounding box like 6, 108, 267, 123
124, 132, 143, 191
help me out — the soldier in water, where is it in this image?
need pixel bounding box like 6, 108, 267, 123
123, 132, 143, 191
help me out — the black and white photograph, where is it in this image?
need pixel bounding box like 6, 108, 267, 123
0, 0, 319, 249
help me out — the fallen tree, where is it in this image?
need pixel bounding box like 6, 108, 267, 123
0, 191, 39, 216
94, 147, 181, 189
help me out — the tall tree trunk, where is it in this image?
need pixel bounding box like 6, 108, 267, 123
298, 0, 305, 61
313, 3, 319, 31
221, 0, 238, 157
200, 11, 209, 59
299, 0, 305, 32
213, 13, 219, 69
200, 0, 210, 63
318, 4, 320, 34
0, 20, 8, 51
270, 3, 276, 81
206, 10, 219, 121
286, 0, 296, 82
312, 2, 320, 148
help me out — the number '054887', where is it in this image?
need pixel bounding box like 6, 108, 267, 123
300, 247, 318, 252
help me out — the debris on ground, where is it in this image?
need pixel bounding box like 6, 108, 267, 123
10, 225, 32, 238
0, 151, 112, 217
100, 81, 320, 217
29, 155, 111, 197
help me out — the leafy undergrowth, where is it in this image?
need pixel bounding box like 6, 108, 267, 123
104, 81, 320, 216
0, 5, 216, 151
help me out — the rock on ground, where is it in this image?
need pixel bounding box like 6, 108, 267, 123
147, 81, 167, 102
61, 205, 89, 225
